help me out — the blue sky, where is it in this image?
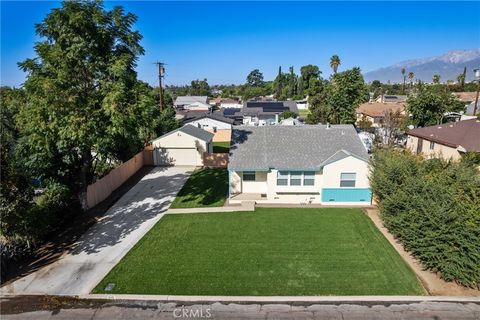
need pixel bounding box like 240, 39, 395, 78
1, 1, 479, 87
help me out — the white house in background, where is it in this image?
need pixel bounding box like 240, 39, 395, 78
228, 125, 371, 205
375, 95, 407, 103
220, 98, 243, 109
296, 98, 309, 110
174, 96, 208, 109
182, 113, 234, 142
150, 125, 213, 166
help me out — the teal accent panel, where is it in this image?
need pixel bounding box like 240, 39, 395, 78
321, 188, 372, 202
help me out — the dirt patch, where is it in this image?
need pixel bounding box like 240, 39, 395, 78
365, 208, 480, 296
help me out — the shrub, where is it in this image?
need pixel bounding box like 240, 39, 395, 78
370, 149, 480, 289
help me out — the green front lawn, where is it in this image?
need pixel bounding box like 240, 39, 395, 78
212, 141, 230, 153
170, 168, 228, 208
298, 109, 310, 118
93, 208, 425, 296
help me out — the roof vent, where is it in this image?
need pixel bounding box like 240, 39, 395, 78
326, 122, 331, 129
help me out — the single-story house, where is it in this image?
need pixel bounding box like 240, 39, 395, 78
228, 125, 371, 205
221, 101, 299, 126
174, 96, 209, 110
356, 102, 405, 127
151, 125, 213, 166
219, 98, 243, 109
406, 118, 480, 160
182, 112, 234, 142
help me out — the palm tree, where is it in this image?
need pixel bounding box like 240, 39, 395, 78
408, 72, 415, 88
330, 55, 341, 74
432, 74, 441, 84
457, 72, 466, 88
401, 68, 406, 93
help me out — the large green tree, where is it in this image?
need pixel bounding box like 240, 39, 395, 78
246, 69, 264, 87
189, 78, 210, 96
406, 84, 465, 127
17, 1, 157, 210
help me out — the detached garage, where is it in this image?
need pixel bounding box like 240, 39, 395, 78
151, 125, 213, 166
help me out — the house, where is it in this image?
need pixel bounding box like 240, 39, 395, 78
238, 101, 299, 126
295, 98, 309, 110
453, 92, 479, 119
174, 96, 209, 110
278, 117, 304, 126
182, 112, 234, 142
150, 125, 213, 166
375, 95, 407, 103
406, 118, 480, 160
356, 102, 405, 127
219, 98, 243, 109
228, 125, 371, 205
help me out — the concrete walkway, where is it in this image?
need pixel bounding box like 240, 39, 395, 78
166, 200, 255, 214
1, 166, 194, 296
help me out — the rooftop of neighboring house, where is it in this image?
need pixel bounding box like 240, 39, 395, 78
356, 102, 405, 118
407, 118, 480, 152
453, 92, 478, 103
243, 101, 299, 114
375, 95, 407, 103
151, 124, 214, 143
182, 111, 235, 125
174, 96, 208, 106
278, 117, 304, 126
228, 125, 368, 171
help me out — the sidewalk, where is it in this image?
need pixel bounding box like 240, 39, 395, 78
166, 200, 255, 214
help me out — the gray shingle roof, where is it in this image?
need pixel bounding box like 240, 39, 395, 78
183, 112, 234, 125
175, 96, 208, 106
228, 125, 368, 170
151, 124, 213, 143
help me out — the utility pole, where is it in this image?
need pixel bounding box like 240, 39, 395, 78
155, 62, 165, 112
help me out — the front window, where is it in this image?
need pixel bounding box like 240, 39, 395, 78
303, 171, 315, 186
290, 172, 302, 186
340, 173, 356, 187
243, 171, 256, 181
276, 171, 315, 186
429, 141, 435, 150
277, 171, 289, 185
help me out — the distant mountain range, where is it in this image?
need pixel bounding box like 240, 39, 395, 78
363, 49, 480, 83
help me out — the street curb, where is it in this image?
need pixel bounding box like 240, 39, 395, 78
3, 293, 477, 306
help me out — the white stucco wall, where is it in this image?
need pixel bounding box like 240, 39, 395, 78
229, 155, 370, 205
322, 156, 370, 188
406, 135, 461, 160
152, 131, 209, 166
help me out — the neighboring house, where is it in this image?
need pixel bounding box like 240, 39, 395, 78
182, 112, 234, 142
278, 117, 304, 126
228, 125, 371, 205
219, 98, 243, 109
453, 92, 479, 119
182, 101, 212, 111
356, 102, 405, 127
375, 95, 407, 103
296, 98, 309, 110
241, 101, 299, 126
150, 125, 213, 166
406, 118, 480, 160
174, 96, 209, 110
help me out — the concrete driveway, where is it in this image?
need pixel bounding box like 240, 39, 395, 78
1, 166, 194, 295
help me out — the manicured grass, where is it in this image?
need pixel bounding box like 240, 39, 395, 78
170, 168, 228, 208
93, 208, 425, 296
212, 141, 230, 153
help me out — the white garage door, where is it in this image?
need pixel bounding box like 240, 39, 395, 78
153, 148, 198, 166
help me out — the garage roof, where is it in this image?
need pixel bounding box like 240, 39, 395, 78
151, 125, 214, 143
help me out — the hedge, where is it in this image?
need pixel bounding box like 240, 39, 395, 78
370, 149, 480, 289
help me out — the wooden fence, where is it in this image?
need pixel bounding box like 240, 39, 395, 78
203, 153, 229, 168
86, 148, 154, 208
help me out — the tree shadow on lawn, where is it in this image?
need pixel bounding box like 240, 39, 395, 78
174, 168, 228, 207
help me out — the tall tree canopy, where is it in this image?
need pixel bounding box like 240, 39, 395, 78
190, 78, 211, 96
17, 1, 159, 210
246, 69, 265, 87
406, 84, 464, 127
330, 55, 341, 74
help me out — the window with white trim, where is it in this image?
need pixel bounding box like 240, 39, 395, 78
243, 171, 256, 181
340, 173, 356, 187
276, 171, 316, 186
